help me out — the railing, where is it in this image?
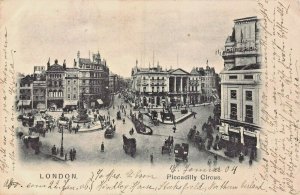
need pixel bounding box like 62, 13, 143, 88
230, 114, 237, 120
245, 116, 253, 123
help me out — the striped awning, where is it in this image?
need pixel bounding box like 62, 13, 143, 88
64, 100, 78, 106
18, 100, 31, 106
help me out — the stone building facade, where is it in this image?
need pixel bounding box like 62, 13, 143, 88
219, 16, 262, 155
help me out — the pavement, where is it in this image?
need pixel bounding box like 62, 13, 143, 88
18, 94, 231, 166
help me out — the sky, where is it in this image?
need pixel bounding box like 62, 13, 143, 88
0, 0, 258, 77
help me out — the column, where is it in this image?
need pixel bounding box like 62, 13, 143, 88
240, 126, 244, 145
180, 77, 183, 92
256, 130, 260, 149
174, 77, 176, 92
148, 77, 151, 92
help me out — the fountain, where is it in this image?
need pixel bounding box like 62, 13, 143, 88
72, 92, 103, 132
73, 92, 91, 124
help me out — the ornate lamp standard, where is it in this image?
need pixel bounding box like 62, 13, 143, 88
60, 125, 64, 157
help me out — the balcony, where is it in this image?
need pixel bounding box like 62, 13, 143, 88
230, 114, 237, 120
245, 116, 253, 123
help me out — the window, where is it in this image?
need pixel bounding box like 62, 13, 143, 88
152, 87, 154, 92
157, 87, 159, 92
67, 87, 70, 92
162, 87, 165, 92
230, 103, 237, 120
231, 90, 237, 99
245, 105, 253, 123
74, 87, 76, 91
246, 91, 252, 101
229, 75, 237, 79
68, 94, 71, 99
74, 80, 76, 84
244, 75, 253, 79
68, 80, 71, 85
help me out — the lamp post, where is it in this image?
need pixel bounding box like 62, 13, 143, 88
60, 125, 64, 157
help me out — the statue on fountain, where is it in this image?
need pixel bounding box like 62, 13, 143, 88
75, 92, 91, 123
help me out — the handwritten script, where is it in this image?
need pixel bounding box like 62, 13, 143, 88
258, 0, 300, 194
0, 28, 16, 175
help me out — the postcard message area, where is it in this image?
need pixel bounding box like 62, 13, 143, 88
0, 0, 300, 195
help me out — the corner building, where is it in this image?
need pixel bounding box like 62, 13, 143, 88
219, 16, 262, 158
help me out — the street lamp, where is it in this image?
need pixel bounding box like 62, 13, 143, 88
60, 125, 64, 157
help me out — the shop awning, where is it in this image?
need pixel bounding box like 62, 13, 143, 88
18, 100, 31, 106
220, 118, 261, 130
37, 103, 46, 109
97, 99, 103, 105
64, 100, 78, 106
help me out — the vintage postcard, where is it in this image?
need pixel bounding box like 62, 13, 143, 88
0, 0, 299, 194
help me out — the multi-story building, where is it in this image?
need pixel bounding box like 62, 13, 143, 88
46, 59, 66, 110
18, 75, 34, 110
77, 51, 110, 108
132, 63, 168, 107
131, 62, 199, 107
32, 75, 46, 109
219, 16, 262, 156
109, 73, 119, 94
64, 67, 79, 109
32, 66, 46, 109
15, 73, 25, 109
189, 68, 202, 105
190, 65, 219, 103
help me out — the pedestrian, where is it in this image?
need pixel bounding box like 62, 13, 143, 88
193, 112, 196, 119
65, 153, 67, 161
208, 158, 212, 167
150, 153, 153, 163
52, 145, 56, 155
112, 119, 115, 124
73, 148, 76, 160
249, 159, 253, 166
70, 149, 73, 161
101, 142, 104, 152
123, 118, 125, 124
213, 155, 218, 166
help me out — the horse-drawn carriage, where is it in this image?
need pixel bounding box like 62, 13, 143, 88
174, 143, 189, 162
187, 126, 197, 141
22, 135, 41, 154
151, 110, 159, 126
123, 135, 136, 157
160, 111, 174, 122
162, 136, 174, 155
21, 114, 34, 127
104, 126, 115, 138
29, 120, 47, 137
